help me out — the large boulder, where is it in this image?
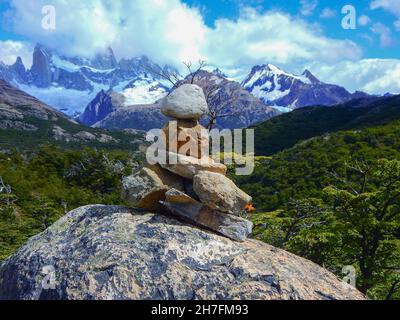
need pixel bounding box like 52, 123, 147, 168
193, 171, 252, 215
0, 205, 365, 300
160, 84, 208, 120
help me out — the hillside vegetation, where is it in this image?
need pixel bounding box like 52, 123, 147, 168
0, 145, 141, 260
253, 95, 400, 155
233, 96, 400, 299
0, 114, 144, 152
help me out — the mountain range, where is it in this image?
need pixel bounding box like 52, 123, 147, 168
241, 64, 370, 110
0, 44, 171, 117
0, 43, 374, 131
84, 69, 281, 130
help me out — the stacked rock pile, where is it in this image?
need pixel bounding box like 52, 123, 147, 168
122, 84, 253, 241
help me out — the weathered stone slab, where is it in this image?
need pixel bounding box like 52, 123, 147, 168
151, 151, 227, 179
165, 188, 198, 204
161, 189, 253, 242
193, 171, 252, 215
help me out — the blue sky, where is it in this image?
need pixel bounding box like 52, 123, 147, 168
182, 0, 399, 59
0, 0, 399, 94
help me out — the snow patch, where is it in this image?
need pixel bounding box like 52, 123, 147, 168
19, 83, 108, 117
272, 106, 292, 113
51, 55, 81, 73
121, 80, 168, 106
252, 85, 290, 102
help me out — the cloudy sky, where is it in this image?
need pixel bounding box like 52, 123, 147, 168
0, 0, 399, 94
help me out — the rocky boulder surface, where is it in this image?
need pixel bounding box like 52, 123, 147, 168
0, 205, 365, 300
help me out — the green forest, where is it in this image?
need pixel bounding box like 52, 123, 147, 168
1, 96, 399, 300
0, 145, 138, 260
234, 98, 400, 300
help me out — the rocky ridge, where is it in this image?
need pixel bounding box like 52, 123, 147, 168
0, 79, 144, 149
84, 70, 281, 131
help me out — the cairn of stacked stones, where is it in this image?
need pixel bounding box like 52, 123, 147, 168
122, 84, 253, 241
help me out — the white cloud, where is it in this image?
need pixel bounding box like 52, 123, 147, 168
6, 0, 207, 66
4, 1, 362, 78
309, 59, 400, 94
394, 19, 400, 31
371, 22, 395, 47
358, 15, 372, 27
370, 0, 400, 16
0, 1, 398, 95
320, 8, 336, 19
0, 40, 33, 67
370, 0, 400, 31
300, 0, 319, 16
204, 9, 362, 78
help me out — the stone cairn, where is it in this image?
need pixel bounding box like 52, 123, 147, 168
122, 84, 253, 241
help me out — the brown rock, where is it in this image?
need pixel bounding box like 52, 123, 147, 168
165, 188, 198, 204
161, 120, 209, 159
193, 171, 252, 215
122, 164, 184, 212
144, 163, 184, 190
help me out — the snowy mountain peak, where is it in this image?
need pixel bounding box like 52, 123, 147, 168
13, 56, 24, 68
30, 44, 53, 88
0, 43, 173, 117
265, 63, 283, 73
242, 64, 311, 89
242, 63, 367, 110
91, 47, 118, 70
212, 68, 227, 78
302, 69, 320, 84
241, 64, 312, 107
10, 56, 28, 84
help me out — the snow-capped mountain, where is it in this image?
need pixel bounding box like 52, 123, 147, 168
0, 44, 171, 117
189, 70, 281, 128
0, 46, 374, 130
241, 64, 370, 110
90, 69, 281, 131
79, 78, 170, 127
